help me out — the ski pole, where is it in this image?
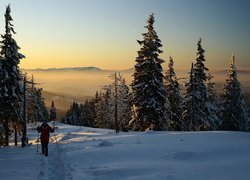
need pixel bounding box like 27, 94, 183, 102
36, 132, 40, 153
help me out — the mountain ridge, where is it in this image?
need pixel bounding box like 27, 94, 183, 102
22, 66, 250, 74
22, 66, 134, 72
22, 66, 104, 72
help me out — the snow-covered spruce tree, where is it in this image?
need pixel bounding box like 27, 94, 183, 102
164, 56, 183, 130
95, 87, 114, 129
193, 39, 220, 130
62, 102, 81, 125
0, 57, 5, 145
49, 101, 57, 122
0, 5, 25, 146
118, 78, 132, 131
110, 73, 120, 133
181, 63, 195, 131
64, 95, 98, 127
130, 14, 169, 131
94, 92, 107, 128
221, 55, 247, 131
78, 100, 95, 127
23, 75, 48, 124
181, 39, 219, 131
77, 103, 86, 126
34, 88, 49, 122
94, 74, 131, 131
206, 73, 221, 129
26, 75, 37, 124
91, 91, 101, 127
109, 73, 131, 132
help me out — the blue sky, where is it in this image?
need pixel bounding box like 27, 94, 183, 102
0, 0, 249, 70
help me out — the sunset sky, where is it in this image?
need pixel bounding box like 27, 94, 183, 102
0, 0, 249, 70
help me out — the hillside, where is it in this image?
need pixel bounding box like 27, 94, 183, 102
23, 67, 250, 118
1, 123, 250, 180
42, 91, 91, 120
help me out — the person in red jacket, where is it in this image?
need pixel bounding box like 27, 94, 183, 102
37, 121, 54, 156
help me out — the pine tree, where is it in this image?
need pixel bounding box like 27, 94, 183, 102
94, 92, 107, 128
221, 55, 247, 131
0, 56, 5, 145
35, 88, 49, 122
81, 100, 95, 127
49, 101, 57, 122
93, 74, 131, 131
118, 78, 131, 131
0, 5, 25, 146
92, 91, 100, 126
110, 73, 119, 133
206, 73, 221, 130
63, 102, 81, 125
95, 87, 114, 129
181, 63, 195, 131
102, 86, 114, 129
182, 39, 218, 131
164, 56, 183, 130
108, 73, 132, 132
193, 39, 220, 130
130, 14, 168, 131
25, 75, 38, 123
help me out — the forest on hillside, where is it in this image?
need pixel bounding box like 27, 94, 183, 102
62, 14, 249, 133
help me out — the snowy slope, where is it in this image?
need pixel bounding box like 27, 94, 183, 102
1, 122, 250, 180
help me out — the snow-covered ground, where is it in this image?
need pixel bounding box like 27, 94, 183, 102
1, 122, 250, 180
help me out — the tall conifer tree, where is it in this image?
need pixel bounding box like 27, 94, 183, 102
95, 87, 114, 129
206, 73, 221, 129
181, 63, 195, 130
221, 55, 247, 131
0, 5, 25, 146
181, 39, 218, 131
164, 57, 183, 130
49, 101, 57, 122
118, 78, 131, 131
37, 88, 48, 122
130, 14, 168, 131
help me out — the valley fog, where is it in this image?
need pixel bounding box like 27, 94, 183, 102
23, 69, 250, 97
22, 68, 250, 116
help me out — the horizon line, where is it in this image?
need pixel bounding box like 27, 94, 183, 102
21, 66, 250, 72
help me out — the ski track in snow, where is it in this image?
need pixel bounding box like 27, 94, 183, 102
36, 134, 74, 180
35, 126, 88, 180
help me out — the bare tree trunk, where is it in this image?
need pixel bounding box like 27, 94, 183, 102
22, 76, 27, 147
14, 124, 17, 146
4, 118, 9, 146
114, 73, 119, 134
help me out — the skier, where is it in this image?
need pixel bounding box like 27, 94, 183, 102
37, 121, 54, 156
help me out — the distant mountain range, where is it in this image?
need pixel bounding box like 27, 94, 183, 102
22, 66, 250, 74
23, 66, 104, 72
214, 69, 250, 74
22, 66, 134, 73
